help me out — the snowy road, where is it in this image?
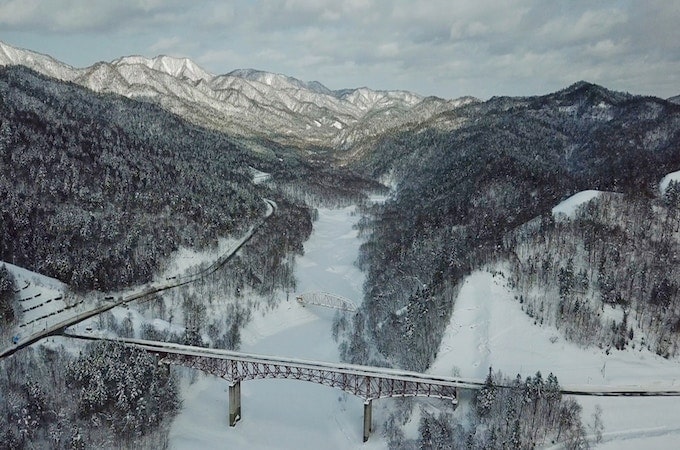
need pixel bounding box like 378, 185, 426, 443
0, 199, 276, 359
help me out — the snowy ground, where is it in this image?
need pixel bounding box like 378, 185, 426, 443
1, 262, 70, 342
169, 206, 390, 449
169, 197, 680, 448
552, 190, 604, 219
660, 169, 680, 194
429, 267, 680, 449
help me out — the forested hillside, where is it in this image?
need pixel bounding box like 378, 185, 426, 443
0, 342, 179, 449
345, 82, 680, 371
0, 66, 265, 291
506, 186, 680, 357
0, 66, 378, 448
0, 264, 16, 327
0, 66, 374, 292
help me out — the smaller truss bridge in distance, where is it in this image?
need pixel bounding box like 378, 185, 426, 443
296, 291, 357, 312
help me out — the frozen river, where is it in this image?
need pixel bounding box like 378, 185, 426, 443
169, 205, 388, 449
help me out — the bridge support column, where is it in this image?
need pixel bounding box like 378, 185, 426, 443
229, 382, 241, 426
363, 399, 373, 442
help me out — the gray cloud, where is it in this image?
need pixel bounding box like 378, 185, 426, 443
0, 0, 677, 99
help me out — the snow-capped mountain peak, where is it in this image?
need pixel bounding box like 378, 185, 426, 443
0, 40, 466, 150
227, 68, 334, 95
112, 54, 214, 82
339, 87, 423, 110
0, 41, 81, 81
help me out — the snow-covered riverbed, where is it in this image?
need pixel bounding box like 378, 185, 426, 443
169, 205, 388, 449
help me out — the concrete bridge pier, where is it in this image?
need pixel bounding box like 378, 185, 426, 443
363, 399, 373, 442
229, 381, 241, 426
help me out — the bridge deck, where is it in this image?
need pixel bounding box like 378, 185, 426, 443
63, 333, 680, 442
90, 336, 474, 390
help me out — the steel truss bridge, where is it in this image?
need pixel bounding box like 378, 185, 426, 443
69, 335, 464, 442
62, 333, 680, 442
295, 291, 357, 312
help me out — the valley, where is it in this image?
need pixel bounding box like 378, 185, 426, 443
169, 205, 382, 449
0, 39, 679, 449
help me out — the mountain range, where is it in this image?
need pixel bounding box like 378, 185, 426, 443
3, 38, 680, 450
0, 41, 472, 151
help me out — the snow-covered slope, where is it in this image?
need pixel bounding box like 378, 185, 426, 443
0, 41, 82, 81
430, 267, 680, 449
660, 169, 680, 194
552, 190, 605, 218
113, 55, 214, 82
0, 40, 466, 150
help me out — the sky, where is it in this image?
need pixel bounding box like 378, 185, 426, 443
0, 0, 678, 100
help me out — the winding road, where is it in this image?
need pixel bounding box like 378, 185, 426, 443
0, 198, 276, 359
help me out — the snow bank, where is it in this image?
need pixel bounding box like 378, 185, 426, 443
659, 169, 680, 194
552, 190, 603, 219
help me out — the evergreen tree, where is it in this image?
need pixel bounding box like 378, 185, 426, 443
0, 264, 16, 325
476, 367, 496, 418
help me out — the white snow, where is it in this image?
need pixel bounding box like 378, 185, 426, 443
659, 170, 680, 194
2, 261, 66, 292
552, 190, 603, 218
169, 206, 388, 449
157, 234, 242, 282
430, 266, 680, 448
1, 261, 71, 343
250, 167, 271, 184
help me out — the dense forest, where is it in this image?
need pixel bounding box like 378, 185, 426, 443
343, 82, 680, 372
3, 62, 680, 448
0, 66, 374, 292
0, 342, 179, 449
0, 263, 16, 328
0, 66, 264, 291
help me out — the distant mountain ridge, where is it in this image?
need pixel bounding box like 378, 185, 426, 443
0, 41, 471, 150
112, 54, 214, 82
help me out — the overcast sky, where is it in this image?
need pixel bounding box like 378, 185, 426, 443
0, 0, 678, 99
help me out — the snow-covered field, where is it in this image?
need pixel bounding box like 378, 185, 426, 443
169, 205, 390, 449
429, 267, 680, 449
552, 190, 603, 218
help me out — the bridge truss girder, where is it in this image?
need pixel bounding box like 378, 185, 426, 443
159, 352, 457, 442
160, 353, 457, 401
296, 291, 357, 312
